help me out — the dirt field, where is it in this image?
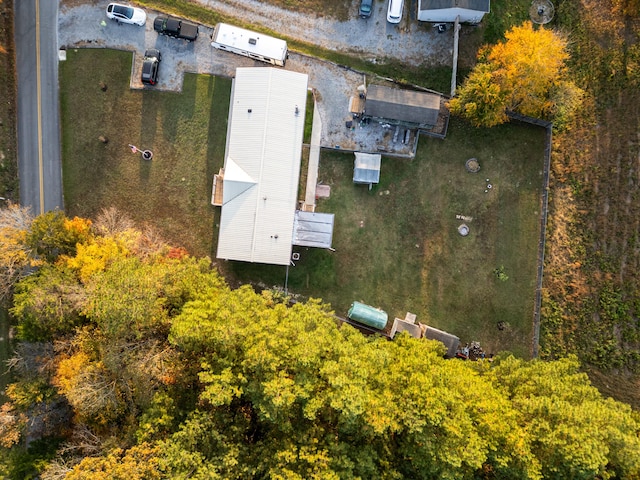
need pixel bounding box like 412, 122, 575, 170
257, 0, 352, 20
541, 0, 640, 408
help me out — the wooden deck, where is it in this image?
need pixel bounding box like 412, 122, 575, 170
302, 105, 322, 212
211, 168, 224, 206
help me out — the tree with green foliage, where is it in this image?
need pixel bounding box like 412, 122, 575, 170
489, 355, 640, 478
163, 287, 533, 479
25, 211, 92, 263
165, 285, 640, 480
449, 22, 582, 128
11, 265, 86, 341
4, 212, 640, 479
449, 62, 509, 127
50, 254, 222, 429
82, 255, 224, 340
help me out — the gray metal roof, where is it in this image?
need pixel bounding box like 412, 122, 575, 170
423, 325, 460, 358
292, 211, 335, 249
419, 0, 490, 12
365, 85, 440, 126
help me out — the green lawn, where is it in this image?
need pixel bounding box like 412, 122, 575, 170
60, 49, 545, 357
232, 120, 545, 357
59, 49, 231, 258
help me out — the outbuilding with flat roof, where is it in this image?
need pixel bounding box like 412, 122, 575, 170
417, 0, 490, 24
422, 324, 461, 358
364, 85, 441, 128
292, 211, 335, 249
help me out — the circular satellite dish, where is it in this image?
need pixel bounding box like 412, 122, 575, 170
530, 0, 555, 24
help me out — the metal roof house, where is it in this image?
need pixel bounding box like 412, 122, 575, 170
215, 67, 308, 266
417, 0, 490, 24
363, 85, 441, 128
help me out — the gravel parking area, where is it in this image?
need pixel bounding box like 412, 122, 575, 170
58, 1, 454, 155
194, 0, 452, 66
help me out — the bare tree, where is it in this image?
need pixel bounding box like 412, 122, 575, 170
0, 202, 33, 230
39, 458, 76, 480
6, 342, 56, 380
56, 423, 103, 457
0, 202, 34, 298
92, 206, 134, 236
133, 224, 169, 259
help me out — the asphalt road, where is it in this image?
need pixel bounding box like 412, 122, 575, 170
15, 0, 64, 215
14, 0, 452, 216
59, 2, 444, 155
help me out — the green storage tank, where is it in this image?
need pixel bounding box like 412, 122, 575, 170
347, 301, 388, 330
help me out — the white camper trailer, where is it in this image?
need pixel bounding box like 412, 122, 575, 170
211, 23, 288, 67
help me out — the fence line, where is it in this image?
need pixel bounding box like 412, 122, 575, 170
507, 112, 552, 358
296, 50, 449, 97
294, 51, 550, 356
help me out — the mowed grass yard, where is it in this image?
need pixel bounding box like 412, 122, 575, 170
233, 120, 546, 357
60, 49, 545, 357
59, 49, 231, 258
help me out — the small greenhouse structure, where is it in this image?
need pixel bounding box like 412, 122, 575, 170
353, 152, 381, 188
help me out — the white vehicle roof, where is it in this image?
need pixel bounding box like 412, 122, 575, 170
387, 0, 403, 23
106, 3, 146, 25
212, 23, 287, 62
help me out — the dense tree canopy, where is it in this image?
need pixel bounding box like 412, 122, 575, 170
1, 210, 639, 479
449, 22, 583, 128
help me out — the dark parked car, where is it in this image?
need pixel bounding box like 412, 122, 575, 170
153, 16, 199, 41
359, 0, 373, 18
141, 49, 161, 85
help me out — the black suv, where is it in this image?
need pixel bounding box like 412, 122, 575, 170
141, 49, 161, 85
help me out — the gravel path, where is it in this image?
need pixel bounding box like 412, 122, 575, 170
59, 0, 454, 154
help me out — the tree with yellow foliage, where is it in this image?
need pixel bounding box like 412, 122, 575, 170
5, 212, 640, 479
26, 210, 92, 263
63, 443, 162, 480
450, 22, 583, 128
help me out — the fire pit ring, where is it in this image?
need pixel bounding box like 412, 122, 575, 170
465, 157, 480, 173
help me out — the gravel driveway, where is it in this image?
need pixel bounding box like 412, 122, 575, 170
58, 0, 454, 154
194, 0, 452, 65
